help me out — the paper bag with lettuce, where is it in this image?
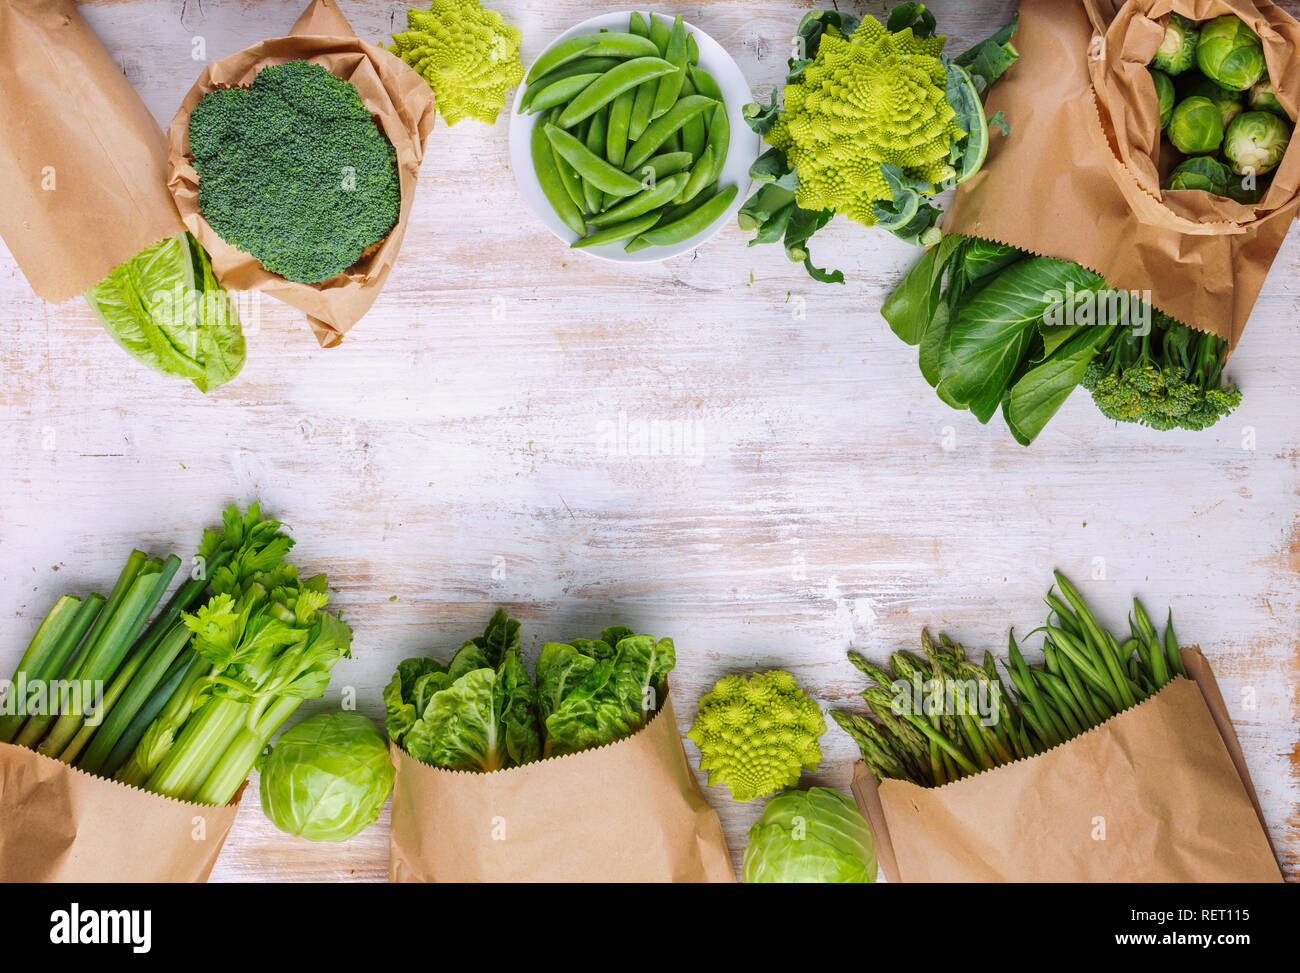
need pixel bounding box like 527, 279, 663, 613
0, 0, 245, 392
384, 611, 734, 882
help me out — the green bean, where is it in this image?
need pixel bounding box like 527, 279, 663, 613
652, 15, 688, 120
545, 124, 644, 196
529, 73, 603, 115
606, 88, 635, 167
521, 57, 623, 112
679, 77, 707, 158
556, 57, 677, 128
628, 183, 736, 249
589, 172, 688, 227
572, 210, 663, 249
623, 95, 716, 170
533, 114, 585, 234
674, 146, 714, 204
1164, 610, 1187, 678
526, 32, 658, 84
1132, 597, 1169, 686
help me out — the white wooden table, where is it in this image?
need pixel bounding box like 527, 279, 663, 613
1, 0, 1296, 882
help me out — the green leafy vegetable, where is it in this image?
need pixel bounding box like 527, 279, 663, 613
85, 233, 244, 393
259, 712, 394, 842
1196, 15, 1265, 92
189, 60, 400, 284
742, 787, 876, 883
687, 670, 825, 802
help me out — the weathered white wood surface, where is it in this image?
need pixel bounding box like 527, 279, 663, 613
1, 0, 1296, 882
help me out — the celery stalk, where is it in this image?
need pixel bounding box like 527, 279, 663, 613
0, 595, 82, 743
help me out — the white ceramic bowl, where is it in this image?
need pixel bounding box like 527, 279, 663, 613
509, 12, 759, 263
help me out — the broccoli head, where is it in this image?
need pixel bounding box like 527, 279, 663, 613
189, 60, 401, 284
1082, 314, 1241, 432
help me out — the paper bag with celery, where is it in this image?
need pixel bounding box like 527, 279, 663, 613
0, 0, 245, 392
384, 612, 734, 882
835, 574, 1283, 882
884, 0, 1300, 445
166, 0, 436, 348
0, 505, 353, 881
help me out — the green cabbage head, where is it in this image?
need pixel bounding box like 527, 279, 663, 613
259, 713, 395, 842
742, 787, 876, 883
1196, 15, 1266, 91
1224, 110, 1292, 174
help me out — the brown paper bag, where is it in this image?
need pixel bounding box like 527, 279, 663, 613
166, 0, 436, 348
851, 648, 1283, 882
945, 0, 1300, 349
0, 742, 242, 882
0, 0, 185, 302
388, 693, 735, 882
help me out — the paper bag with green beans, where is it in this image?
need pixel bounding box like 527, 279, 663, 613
851, 648, 1282, 882
166, 0, 436, 348
944, 0, 1300, 351
0, 0, 245, 391
0, 742, 242, 882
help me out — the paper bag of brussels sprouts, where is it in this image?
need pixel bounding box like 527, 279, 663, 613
384, 611, 734, 882
944, 0, 1300, 350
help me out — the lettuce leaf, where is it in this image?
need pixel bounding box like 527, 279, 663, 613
84, 233, 245, 392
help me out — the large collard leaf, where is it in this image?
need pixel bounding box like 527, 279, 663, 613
404, 667, 504, 772
84, 233, 245, 393
937, 257, 1104, 423
1004, 323, 1117, 445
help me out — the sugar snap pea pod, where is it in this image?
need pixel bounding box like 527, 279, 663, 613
629, 11, 649, 37
545, 124, 644, 196
648, 13, 670, 55
688, 31, 699, 66
624, 95, 716, 170
606, 88, 635, 167
689, 63, 724, 100
589, 172, 689, 226
688, 65, 730, 182
530, 73, 603, 114
629, 80, 657, 140
556, 57, 677, 128
635, 151, 694, 183
543, 110, 586, 210
660, 183, 718, 223
527, 32, 658, 84
630, 183, 737, 247
582, 109, 609, 214
679, 77, 707, 159
674, 146, 715, 204
532, 115, 586, 235
521, 57, 623, 112
572, 210, 663, 249
652, 16, 688, 120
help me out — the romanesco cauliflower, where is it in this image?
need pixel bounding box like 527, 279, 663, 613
391, 0, 524, 126
766, 16, 961, 226
688, 670, 826, 802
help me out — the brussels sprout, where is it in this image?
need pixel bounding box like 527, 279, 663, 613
742, 788, 876, 883
1168, 96, 1225, 154
1163, 156, 1231, 194
1225, 176, 1265, 204
259, 712, 395, 842
1152, 13, 1199, 75
1152, 69, 1175, 130
1183, 76, 1243, 128
1223, 110, 1292, 175
1196, 15, 1266, 91
1248, 79, 1288, 117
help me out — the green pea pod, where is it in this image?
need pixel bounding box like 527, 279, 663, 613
545, 109, 586, 210
629, 11, 649, 37
529, 73, 603, 115
674, 146, 715, 204
606, 88, 635, 167
631, 183, 737, 247
573, 210, 663, 249
521, 57, 623, 112
652, 15, 689, 120
582, 109, 609, 214
689, 64, 724, 101
532, 116, 586, 235
556, 57, 677, 128
679, 77, 707, 158
526, 32, 658, 84
589, 172, 689, 227
688, 31, 700, 66
624, 95, 716, 170
635, 151, 694, 183
648, 13, 670, 55
545, 124, 644, 196
661, 183, 718, 224
690, 66, 731, 183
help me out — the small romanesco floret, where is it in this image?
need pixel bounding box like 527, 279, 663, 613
766, 16, 961, 226
391, 0, 524, 126
687, 670, 826, 802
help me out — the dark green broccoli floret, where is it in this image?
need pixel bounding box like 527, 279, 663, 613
1082, 313, 1241, 432
189, 60, 400, 284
